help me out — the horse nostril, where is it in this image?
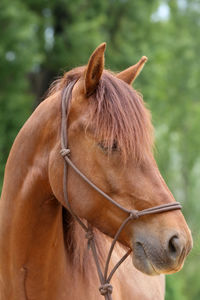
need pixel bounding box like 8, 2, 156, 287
168, 235, 182, 259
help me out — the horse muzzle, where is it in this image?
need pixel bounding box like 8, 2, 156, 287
131, 230, 193, 275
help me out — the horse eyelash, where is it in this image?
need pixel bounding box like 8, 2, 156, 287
98, 140, 118, 153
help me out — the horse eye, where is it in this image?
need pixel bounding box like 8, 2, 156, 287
111, 141, 118, 151
98, 141, 118, 152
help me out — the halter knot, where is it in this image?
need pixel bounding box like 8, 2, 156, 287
85, 230, 94, 241
130, 210, 139, 220
99, 283, 113, 296
60, 148, 70, 157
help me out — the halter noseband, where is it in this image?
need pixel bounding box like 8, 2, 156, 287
60, 80, 181, 300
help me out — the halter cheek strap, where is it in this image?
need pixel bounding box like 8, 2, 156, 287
60, 81, 182, 300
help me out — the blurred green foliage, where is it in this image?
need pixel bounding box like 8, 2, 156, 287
0, 0, 200, 299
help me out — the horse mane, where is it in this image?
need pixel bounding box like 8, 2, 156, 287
49, 66, 154, 162
62, 207, 112, 275
87, 71, 154, 162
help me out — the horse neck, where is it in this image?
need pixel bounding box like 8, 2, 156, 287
0, 93, 71, 299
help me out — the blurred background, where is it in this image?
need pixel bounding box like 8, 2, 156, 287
0, 0, 199, 298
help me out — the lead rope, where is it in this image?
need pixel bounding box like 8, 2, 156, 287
60, 81, 182, 299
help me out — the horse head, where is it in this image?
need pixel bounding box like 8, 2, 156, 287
49, 43, 192, 276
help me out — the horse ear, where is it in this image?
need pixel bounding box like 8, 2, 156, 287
117, 56, 148, 85
85, 43, 106, 97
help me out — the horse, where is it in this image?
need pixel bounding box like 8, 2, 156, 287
0, 43, 192, 300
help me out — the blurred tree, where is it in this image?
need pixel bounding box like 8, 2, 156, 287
0, 0, 43, 187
